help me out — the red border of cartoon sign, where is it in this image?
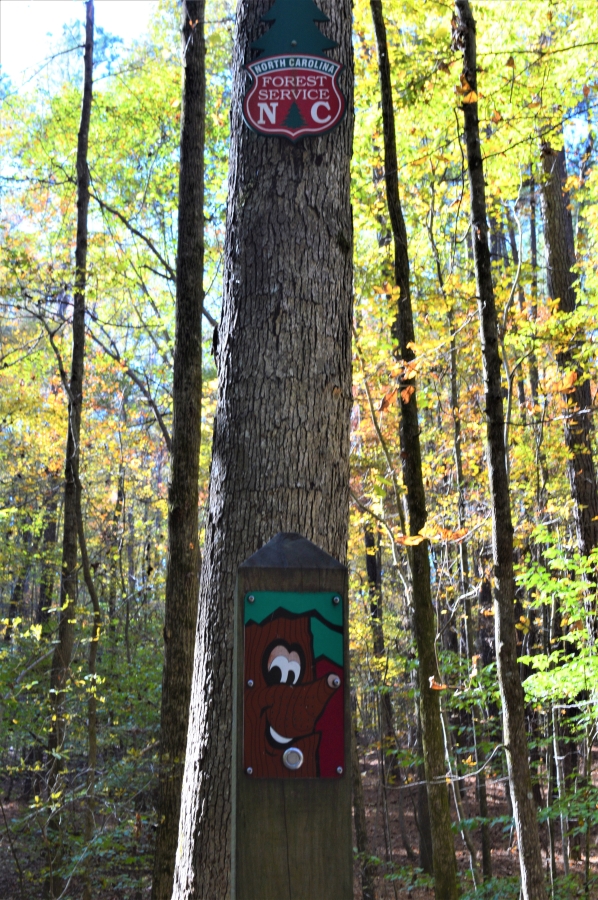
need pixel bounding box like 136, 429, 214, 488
243, 54, 346, 142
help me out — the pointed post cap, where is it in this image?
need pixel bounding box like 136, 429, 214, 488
240, 532, 345, 570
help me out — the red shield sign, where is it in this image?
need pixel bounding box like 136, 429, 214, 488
243, 54, 346, 142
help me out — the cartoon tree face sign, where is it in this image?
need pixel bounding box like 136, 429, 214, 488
243, 592, 345, 778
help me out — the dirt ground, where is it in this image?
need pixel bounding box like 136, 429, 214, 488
353, 747, 598, 899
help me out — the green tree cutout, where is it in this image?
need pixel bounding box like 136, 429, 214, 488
252, 0, 337, 57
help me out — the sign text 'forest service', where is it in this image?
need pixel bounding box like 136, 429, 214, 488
243, 0, 346, 142
243, 56, 345, 142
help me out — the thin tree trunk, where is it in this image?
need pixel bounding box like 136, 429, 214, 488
106, 470, 124, 654
546, 716, 557, 887
172, 2, 354, 896
552, 707, 569, 875
46, 5, 93, 895
38, 489, 58, 629
528, 177, 547, 512
352, 720, 377, 900
151, 3, 205, 898
365, 525, 396, 773
453, 4, 547, 898
415, 705, 434, 876
529, 177, 540, 411
441, 708, 481, 885
540, 143, 598, 558
506, 210, 528, 413
4, 569, 25, 643
449, 312, 493, 880
74, 475, 101, 900
370, 2, 459, 896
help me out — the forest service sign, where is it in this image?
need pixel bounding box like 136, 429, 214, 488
243, 55, 345, 141
243, 0, 346, 141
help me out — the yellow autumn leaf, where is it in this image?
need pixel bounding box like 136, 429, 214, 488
396, 533, 425, 546
554, 370, 578, 393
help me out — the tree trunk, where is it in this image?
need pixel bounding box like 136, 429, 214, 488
352, 722, 377, 900
450, 316, 493, 880
528, 177, 540, 412
172, 2, 354, 896
365, 525, 396, 773
75, 475, 101, 900
46, 4, 93, 895
370, 2, 459, 897
37, 487, 59, 629
453, 4, 547, 899
4, 568, 25, 643
540, 143, 598, 557
416, 708, 434, 876
152, 4, 205, 898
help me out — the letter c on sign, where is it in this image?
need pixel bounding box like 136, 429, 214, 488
311, 101, 332, 124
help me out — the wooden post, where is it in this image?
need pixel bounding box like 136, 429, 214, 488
232, 532, 352, 900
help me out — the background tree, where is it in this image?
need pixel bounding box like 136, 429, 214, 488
47, 5, 94, 895
453, 1, 546, 897
540, 142, 598, 560
369, 1, 459, 897
151, 2, 206, 898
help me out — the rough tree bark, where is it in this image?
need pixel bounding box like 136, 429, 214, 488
370, 2, 459, 897
540, 143, 598, 558
151, 3, 205, 898
453, 3, 547, 898
172, 1, 354, 896
46, 4, 93, 895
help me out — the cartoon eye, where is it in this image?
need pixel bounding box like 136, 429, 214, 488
266, 644, 302, 685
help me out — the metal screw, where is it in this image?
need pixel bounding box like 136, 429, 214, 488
332, 596, 341, 605
291, 39, 297, 47
337, 766, 343, 775
247, 679, 254, 688
248, 595, 255, 603
330, 675, 341, 689
247, 767, 253, 775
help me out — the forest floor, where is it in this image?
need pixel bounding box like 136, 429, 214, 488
1, 756, 597, 899
355, 745, 598, 899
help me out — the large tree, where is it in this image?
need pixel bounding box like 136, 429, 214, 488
151, 2, 206, 898
172, 1, 354, 896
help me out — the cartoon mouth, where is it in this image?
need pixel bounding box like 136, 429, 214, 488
269, 726, 293, 746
